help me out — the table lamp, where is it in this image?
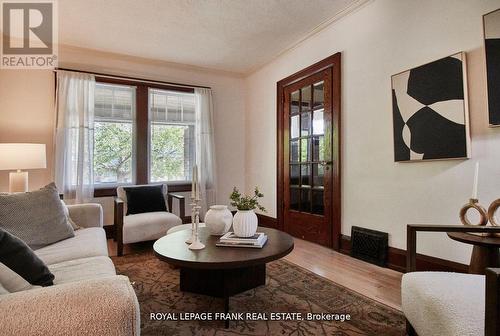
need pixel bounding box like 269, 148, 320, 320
0, 143, 47, 192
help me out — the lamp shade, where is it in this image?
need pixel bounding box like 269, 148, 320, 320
0, 143, 47, 170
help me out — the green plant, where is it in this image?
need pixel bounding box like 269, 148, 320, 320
230, 187, 266, 212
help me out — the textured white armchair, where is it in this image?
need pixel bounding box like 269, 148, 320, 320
403, 224, 500, 336
114, 184, 184, 256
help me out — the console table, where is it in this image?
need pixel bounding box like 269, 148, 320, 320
447, 232, 500, 275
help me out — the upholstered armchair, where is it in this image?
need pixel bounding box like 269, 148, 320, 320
403, 224, 500, 336
114, 184, 185, 256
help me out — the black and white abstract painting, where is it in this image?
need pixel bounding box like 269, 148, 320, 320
484, 9, 500, 126
391, 52, 470, 162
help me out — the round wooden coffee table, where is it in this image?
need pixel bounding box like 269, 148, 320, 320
447, 232, 500, 275
153, 227, 294, 327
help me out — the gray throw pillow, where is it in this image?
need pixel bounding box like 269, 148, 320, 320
61, 200, 79, 230
0, 183, 75, 249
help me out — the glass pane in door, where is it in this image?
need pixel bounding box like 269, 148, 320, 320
290, 115, 299, 139
312, 136, 325, 162
301, 112, 311, 136
301, 164, 310, 187
290, 187, 300, 211
290, 164, 300, 186
312, 164, 324, 187
312, 109, 324, 135
290, 140, 299, 162
313, 81, 324, 109
312, 190, 324, 215
301, 189, 311, 212
300, 138, 310, 162
291, 90, 300, 115
301, 86, 311, 112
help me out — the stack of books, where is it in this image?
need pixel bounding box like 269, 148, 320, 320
216, 232, 268, 248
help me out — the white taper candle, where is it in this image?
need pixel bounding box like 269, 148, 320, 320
472, 162, 479, 199
192, 165, 197, 198
195, 168, 200, 199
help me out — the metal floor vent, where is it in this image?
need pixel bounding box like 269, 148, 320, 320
350, 226, 388, 267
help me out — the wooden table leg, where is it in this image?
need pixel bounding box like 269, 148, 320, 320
224, 296, 229, 328
179, 265, 265, 329
469, 246, 500, 275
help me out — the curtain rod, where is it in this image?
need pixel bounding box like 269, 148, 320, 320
54, 67, 211, 90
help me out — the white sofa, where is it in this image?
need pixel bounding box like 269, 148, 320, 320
0, 203, 140, 336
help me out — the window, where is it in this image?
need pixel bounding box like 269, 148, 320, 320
149, 89, 195, 182
92, 79, 197, 192
93, 83, 135, 185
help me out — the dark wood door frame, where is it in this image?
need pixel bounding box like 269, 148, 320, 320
277, 53, 341, 250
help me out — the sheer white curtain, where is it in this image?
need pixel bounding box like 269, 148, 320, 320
54, 71, 95, 203
195, 88, 217, 216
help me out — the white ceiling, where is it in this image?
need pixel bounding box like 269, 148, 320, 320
59, 0, 363, 74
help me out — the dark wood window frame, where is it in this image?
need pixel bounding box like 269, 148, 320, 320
92, 76, 195, 197
277, 53, 341, 250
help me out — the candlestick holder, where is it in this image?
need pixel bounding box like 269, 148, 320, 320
188, 199, 205, 250
459, 198, 488, 235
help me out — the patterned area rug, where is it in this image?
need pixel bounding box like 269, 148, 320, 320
112, 252, 405, 336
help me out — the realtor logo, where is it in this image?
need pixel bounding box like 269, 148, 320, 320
1, 0, 57, 68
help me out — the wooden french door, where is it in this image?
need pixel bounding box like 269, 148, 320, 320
277, 53, 341, 249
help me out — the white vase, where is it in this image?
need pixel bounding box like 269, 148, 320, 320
232, 210, 258, 237
205, 205, 233, 236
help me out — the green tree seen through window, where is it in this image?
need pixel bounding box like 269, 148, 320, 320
94, 122, 132, 183
150, 124, 186, 182
94, 122, 189, 183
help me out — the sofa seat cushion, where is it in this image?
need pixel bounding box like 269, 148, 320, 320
402, 271, 485, 336
49, 256, 116, 285
123, 211, 182, 244
35, 227, 108, 265
0, 262, 41, 293
0, 283, 8, 295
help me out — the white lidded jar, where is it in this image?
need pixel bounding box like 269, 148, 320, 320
204, 205, 233, 236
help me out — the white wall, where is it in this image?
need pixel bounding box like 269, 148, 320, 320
0, 45, 246, 225
0, 70, 55, 192
245, 0, 500, 263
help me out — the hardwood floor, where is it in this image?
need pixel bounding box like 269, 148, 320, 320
284, 238, 402, 310
107, 237, 402, 311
